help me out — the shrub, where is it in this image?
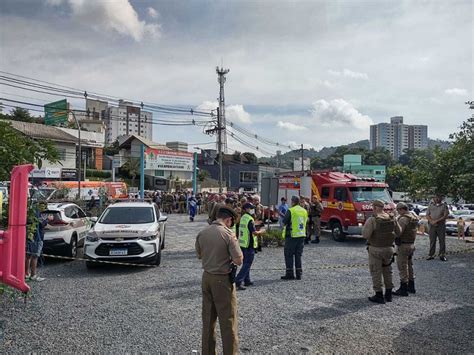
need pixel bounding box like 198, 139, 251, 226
261, 228, 284, 247
86, 169, 112, 179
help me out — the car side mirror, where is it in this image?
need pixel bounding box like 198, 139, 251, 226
159, 215, 168, 222
90, 217, 98, 223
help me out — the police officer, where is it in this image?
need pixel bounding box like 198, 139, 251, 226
281, 196, 309, 280
196, 207, 243, 355
426, 194, 449, 261
393, 202, 419, 296
235, 203, 265, 290
362, 199, 400, 304
310, 195, 324, 244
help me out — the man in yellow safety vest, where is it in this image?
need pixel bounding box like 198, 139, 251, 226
235, 203, 265, 290
281, 196, 308, 280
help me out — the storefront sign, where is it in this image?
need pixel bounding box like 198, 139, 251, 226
144, 148, 193, 171
61, 168, 77, 179
30, 167, 62, 179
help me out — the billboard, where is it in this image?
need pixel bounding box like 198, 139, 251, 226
44, 99, 68, 126
144, 148, 193, 171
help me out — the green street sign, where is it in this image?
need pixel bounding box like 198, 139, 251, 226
44, 99, 68, 126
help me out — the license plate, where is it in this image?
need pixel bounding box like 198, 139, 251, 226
109, 248, 128, 256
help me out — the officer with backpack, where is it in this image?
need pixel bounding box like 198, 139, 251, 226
362, 199, 400, 304
393, 202, 419, 296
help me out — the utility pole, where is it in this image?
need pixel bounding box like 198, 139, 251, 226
217, 108, 223, 193
216, 66, 229, 154
301, 144, 304, 176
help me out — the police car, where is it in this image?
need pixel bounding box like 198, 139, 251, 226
84, 200, 167, 268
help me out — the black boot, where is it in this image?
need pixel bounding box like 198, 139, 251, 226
296, 270, 302, 280
408, 280, 416, 294
281, 271, 295, 280
368, 291, 385, 304
393, 283, 409, 296
311, 237, 320, 244
384, 288, 392, 302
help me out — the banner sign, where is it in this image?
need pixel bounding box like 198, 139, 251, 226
30, 167, 62, 179
144, 148, 193, 171
44, 99, 68, 126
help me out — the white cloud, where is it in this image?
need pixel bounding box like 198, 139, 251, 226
328, 69, 368, 80
196, 101, 251, 124
285, 141, 315, 150
277, 121, 306, 131
148, 7, 159, 19
310, 99, 373, 130
46, 0, 160, 41
444, 88, 468, 97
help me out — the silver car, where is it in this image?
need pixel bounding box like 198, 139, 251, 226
84, 201, 167, 268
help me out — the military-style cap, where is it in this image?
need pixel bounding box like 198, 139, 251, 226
372, 199, 385, 208
217, 206, 237, 219
396, 202, 408, 210
242, 202, 255, 210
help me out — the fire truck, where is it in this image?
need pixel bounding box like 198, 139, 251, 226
278, 171, 395, 241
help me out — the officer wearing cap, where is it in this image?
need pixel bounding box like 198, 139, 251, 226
196, 206, 243, 355
362, 199, 400, 304
235, 202, 265, 290
281, 195, 309, 280
393, 202, 419, 296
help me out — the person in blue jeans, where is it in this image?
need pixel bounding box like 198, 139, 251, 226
278, 197, 289, 229
235, 203, 265, 291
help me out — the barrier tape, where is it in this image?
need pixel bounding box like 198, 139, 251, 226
41, 246, 474, 271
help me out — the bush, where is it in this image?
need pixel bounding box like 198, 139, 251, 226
86, 169, 111, 179
261, 228, 285, 247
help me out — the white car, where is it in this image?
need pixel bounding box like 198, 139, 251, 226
42, 203, 93, 257
446, 215, 474, 236
84, 201, 167, 268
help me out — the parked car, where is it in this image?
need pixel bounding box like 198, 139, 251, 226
446, 214, 474, 236
42, 202, 93, 257
84, 200, 167, 268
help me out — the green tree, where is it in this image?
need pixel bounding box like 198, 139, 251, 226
242, 152, 258, 164
197, 169, 209, 182
104, 139, 120, 156
122, 157, 140, 188
386, 164, 414, 191
0, 121, 59, 181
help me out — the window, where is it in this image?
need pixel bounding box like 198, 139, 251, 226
334, 187, 349, 202
321, 187, 330, 199
239, 171, 258, 183
57, 148, 67, 160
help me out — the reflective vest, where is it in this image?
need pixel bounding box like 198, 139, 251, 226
370, 215, 396, 247
282, 205, 308, 238
239, 213, 257, 248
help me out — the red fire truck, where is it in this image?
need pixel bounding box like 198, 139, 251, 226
278, 171, 395, 241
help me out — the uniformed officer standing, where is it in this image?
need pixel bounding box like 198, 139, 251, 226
426, 194, 449, 261
310, 195, 324, 244
281, 196, 309, 280
196, 207, 243, 355
235, 203, 265, 290
393, 202, 419, 296
362, 199, 400, 304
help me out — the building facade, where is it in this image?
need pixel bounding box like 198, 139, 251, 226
104, 100, 153, 144
370, 116, 427, 159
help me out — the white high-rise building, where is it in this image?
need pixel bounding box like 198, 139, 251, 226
104, 100, 153, 144
370, 116, 428, 159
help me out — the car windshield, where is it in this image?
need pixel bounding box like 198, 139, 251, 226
349, 187, 392, 203
99, 207, 155, 224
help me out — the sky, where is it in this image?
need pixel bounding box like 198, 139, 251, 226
0, 0, 472, 157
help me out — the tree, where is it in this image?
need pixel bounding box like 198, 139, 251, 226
242, 152, 258, 164
232, 151, 242, 162
197, 169, 209, 182
122, 157, 140, 188
386, 164, 414, 191
104, 139, 120, 156
0, 121, 60, 181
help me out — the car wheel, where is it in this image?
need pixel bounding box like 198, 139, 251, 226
67, 234, 78, 258
331, 221, 346, 242
154, 247, 162, 266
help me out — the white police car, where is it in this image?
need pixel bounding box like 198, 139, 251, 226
84, 200, 167, 268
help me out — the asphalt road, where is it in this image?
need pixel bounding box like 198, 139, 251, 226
1, 214, 473, 354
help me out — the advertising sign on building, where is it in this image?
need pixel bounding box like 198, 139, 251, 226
44, 99, 68, 126
144, 148, 193, 171
61, 168, 77, 180
30, 167, 62, 179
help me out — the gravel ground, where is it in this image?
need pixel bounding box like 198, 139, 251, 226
1, 214, 473, 354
